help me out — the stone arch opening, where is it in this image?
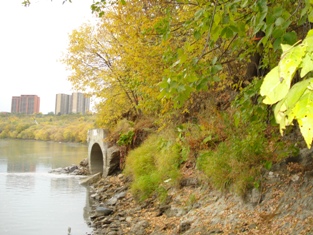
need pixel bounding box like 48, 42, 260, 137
89, 143, 104, 174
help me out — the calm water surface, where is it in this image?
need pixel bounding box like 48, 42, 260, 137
0, 139, 92, 235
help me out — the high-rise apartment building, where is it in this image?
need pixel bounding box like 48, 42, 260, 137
11, 95, 40, 114
55, 92, 90, 115
71, 92, 90, 114
11, 96, 20, 113
55, 94, 71, 115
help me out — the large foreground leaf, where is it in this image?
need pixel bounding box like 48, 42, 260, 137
260, 66, 290, 104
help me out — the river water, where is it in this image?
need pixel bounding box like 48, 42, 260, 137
0, 139, 92, 235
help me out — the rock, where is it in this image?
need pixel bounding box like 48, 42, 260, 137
207, 229, 223, 234
79, 172, 102, 186
130, 220, 149, 235
107, 231, 118, 235
101, 218, 112, 224
164, 206, 187, 217
291, 174, 300, 182
70, 169, 81, 175
68, 165, 78, 173
115, 191, 126, 199
106, 197, 118, 206
178, 221, 191, 233
179, 177, 199, 188
157, 205, 170, 216
250, 188, 261, 206
48, 167, 63, 174
80, 158, 89, 167
49, 162, 89, 176
126, 216, 132, 223
96, 207, 113, 216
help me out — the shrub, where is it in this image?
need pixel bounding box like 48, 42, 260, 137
124, 132, 182, 201
196, 80, 294, 196
197, 126, 269, 195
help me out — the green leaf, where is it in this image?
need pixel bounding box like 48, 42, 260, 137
300, 53, 313, 77
307, 29, 313, 37
302, 30, 313, 51
273, 38, 282, 51
282, 31, 297, 45
221, 26, 234, 38
281, 44, 292, 52
279, 43, 306, 87
272, 27, 284, 39
275, 17, 285, 26
260, 28, 313, 148
264, 161, 272, 170
273, 100, 287, 131
203, 135, 212, 143
194, 30, 202, 40
309, 10, 313, 23
267, 6, 283, 24
194, 9, 204, 20
291, 89, 313, 119
260, 66, 290, 104
298, 115, 313, 148
274, 78, 313, 127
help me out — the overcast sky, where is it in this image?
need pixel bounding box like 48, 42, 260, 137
0, 0, 95, 114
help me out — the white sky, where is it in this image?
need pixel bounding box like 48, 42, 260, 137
0, 0, 96, 114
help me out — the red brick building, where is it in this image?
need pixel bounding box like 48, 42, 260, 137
11, 95, 40, 114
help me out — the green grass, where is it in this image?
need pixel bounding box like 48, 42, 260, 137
124, 132, 182, 201
196, 112, 292, 196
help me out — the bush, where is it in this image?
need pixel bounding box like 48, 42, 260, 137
196, 80, 294, 196
124, 132, 182, 201
197, 126, 269, 195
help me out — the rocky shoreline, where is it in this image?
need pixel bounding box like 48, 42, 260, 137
85, 152, 313, 235
51, 151, 313, 235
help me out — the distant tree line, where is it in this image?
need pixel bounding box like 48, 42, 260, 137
0, 113, 96, 143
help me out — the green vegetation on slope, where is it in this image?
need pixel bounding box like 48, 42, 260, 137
21, 0, 313, 201
122, 80, 298, 200
0, 113, 96, 143
124, 132, 183, 202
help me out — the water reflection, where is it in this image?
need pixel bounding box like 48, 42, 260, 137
83, 186, 92, 225
50, 176, 86, 194
0, 139, 91, 235
0, 139, 88, 173
5, 173, 36, 191
7, 159, 37, 172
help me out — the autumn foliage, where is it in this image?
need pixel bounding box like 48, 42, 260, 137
60, 0, 313, 197
0, 113, 95, 143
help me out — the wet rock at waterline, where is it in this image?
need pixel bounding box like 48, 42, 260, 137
49, 158, 90, 175
96, 207, 113, 216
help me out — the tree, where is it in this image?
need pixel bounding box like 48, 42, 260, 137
61, 0, 313, 130
88, 0, 312, 109
63, 1, 177, 124
62, 21, 139, 125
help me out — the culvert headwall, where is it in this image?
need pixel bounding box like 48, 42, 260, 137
87, 129, 120, 177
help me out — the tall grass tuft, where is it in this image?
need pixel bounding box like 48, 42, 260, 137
197, 125, 270, 196
124, 132, 182, 201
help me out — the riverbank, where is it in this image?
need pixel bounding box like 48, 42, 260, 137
84, 149, 313, 235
